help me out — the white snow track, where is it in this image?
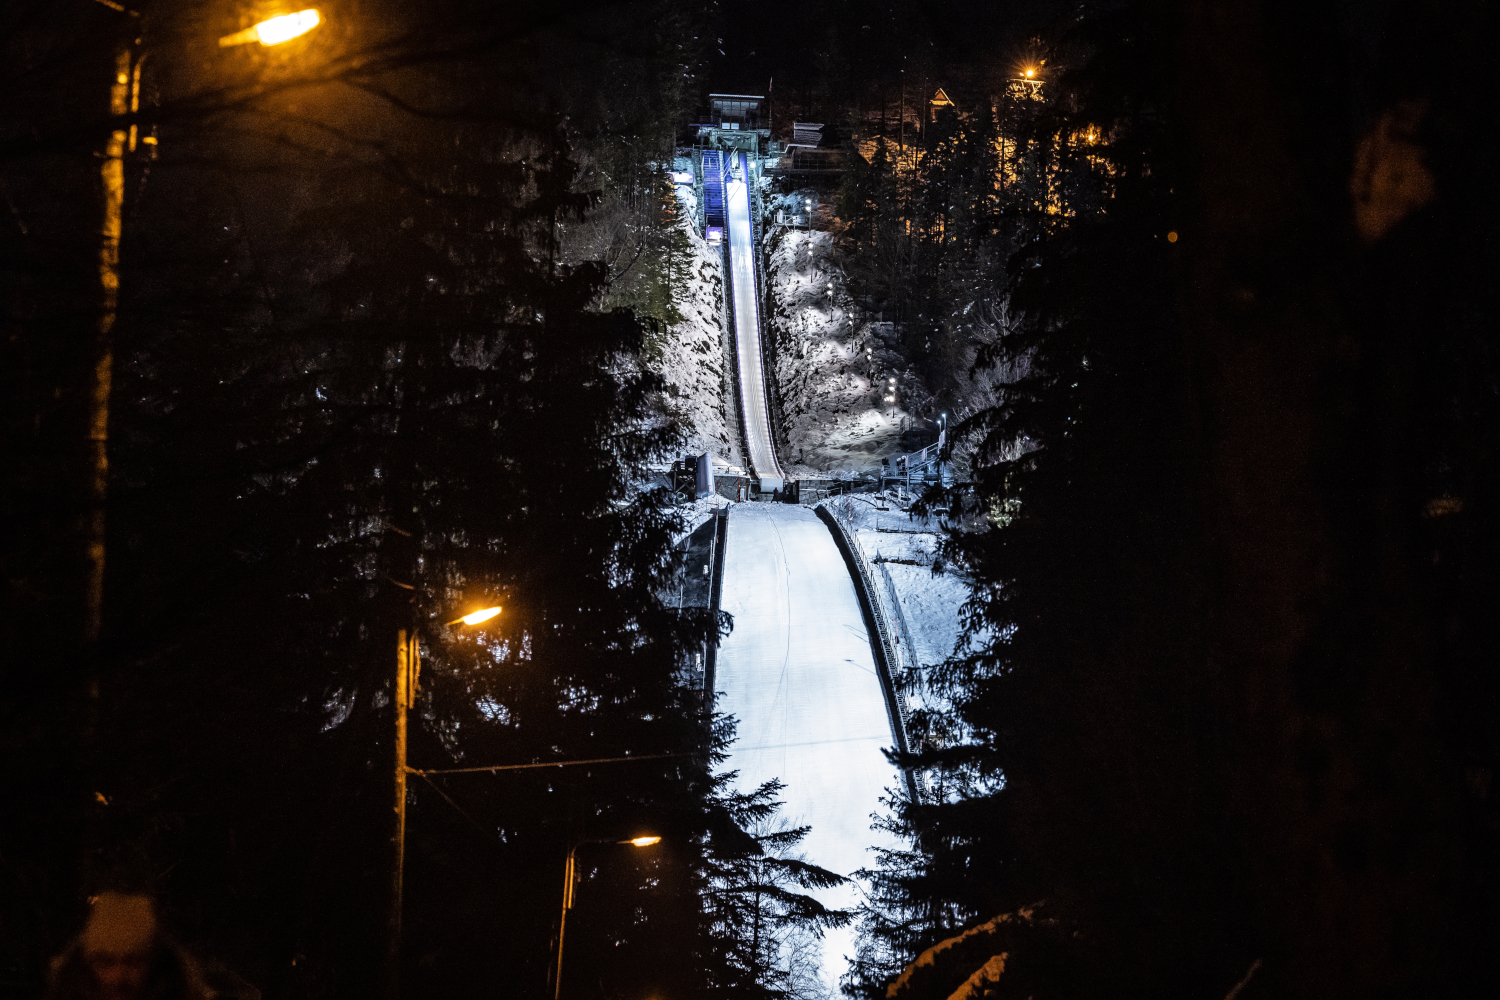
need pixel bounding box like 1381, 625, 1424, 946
715, 503, 903, 990
726, 151, 784, 490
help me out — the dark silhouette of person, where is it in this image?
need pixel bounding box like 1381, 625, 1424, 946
47, 892, 257, 1000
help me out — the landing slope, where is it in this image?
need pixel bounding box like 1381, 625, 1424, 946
715, 503, 902, 989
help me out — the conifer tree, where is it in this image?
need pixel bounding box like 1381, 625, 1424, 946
703, 772, 850, 999
874, 1, 1500, 996
0, 3, 752, 997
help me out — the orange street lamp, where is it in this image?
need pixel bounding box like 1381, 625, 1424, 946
389, 604, 501, 1000
219, 9, 322, 47
448, 605, 502, 626
86, 6, 329, 646
554, 836, 663, 1000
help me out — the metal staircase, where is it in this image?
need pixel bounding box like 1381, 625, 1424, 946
700, 149, 726, 236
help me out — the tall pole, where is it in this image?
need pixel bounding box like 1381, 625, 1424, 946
388, 630, 413, 1000
938, 414, 946, 487
87, 43, 131, 644
552, 838, 659, 999
553, 844, 580, 1000
84, 7, 326, 642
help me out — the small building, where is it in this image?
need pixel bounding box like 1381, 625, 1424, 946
928, 87, 956, 122
791, 122, 824, 146
708, 94, 767, 133
688, 95, 771, 238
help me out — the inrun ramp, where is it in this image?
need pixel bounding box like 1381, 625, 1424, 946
725, 151, 784, 489
715, 503, 903, 990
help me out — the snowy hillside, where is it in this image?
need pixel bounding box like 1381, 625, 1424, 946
652, 184, 743, 465
760, 218, 924, 473
768, 226, 906, 473
759, 189, 1021, 482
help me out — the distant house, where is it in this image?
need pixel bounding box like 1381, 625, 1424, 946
926, 79, 1042, 128
928, 87, 956, 123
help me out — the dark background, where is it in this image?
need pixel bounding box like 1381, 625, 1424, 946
3, 1, 1496, 999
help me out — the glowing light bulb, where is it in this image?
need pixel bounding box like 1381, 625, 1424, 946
221, 9, 321, 47
460, 606, 502, 626
257, 10, 320, 44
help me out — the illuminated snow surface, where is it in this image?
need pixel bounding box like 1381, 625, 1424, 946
726, 155, 783, 484
654, 179, 742, 464
715, 502, 904, 992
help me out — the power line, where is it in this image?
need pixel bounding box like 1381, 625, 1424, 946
406, 732, 896, 776
408, 751, 694, 775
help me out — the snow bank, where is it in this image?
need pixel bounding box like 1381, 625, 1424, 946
671, 493, 730, 548
823, 493, 969, 712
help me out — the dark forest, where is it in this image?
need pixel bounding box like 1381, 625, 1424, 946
3, 2, 1496, 1000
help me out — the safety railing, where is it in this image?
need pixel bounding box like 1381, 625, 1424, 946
815, 502, 922, 802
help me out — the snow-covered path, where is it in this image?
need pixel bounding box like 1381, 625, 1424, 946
716, 503, 902, 990
726, 153, 783, 486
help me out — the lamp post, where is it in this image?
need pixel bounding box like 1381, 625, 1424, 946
899, 66, 905, 156
388, 604, 502, 1000
554, 836, 662, 1000
938, 412, 947, 486
86, 7, 325, 642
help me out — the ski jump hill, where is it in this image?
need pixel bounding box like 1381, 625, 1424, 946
689, 95, 908, 992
